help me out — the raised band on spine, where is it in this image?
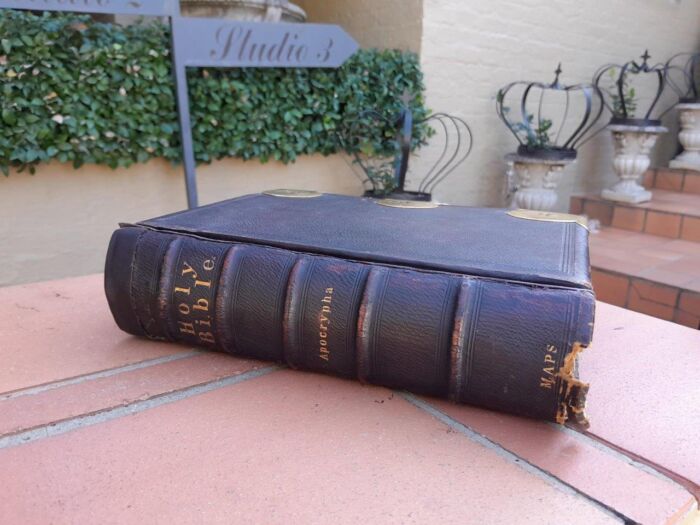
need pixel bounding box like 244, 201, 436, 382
448, 279, 482, 402
156, 236, 184, 341
282, 257, 314, 369
355, 266, 389, 383
130, 230, 173, 339
214, 244, 246, 355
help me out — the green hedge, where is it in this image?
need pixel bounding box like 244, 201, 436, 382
0, 10, 430, 175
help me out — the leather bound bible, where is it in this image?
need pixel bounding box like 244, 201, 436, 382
104, 191, 595, 425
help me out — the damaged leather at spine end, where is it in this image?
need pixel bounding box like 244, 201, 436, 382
104, 192, 596, 424
557, 342, 591, 428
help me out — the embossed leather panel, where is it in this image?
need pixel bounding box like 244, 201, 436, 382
138, 193, 590, 289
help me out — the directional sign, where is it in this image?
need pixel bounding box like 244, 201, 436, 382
0, 0, 358, 209
171, 18, 358, 69
0, 0, 171, 16
170, 18, 358, 208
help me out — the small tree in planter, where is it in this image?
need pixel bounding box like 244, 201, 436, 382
593, 51, 671, 204
339, 93, 473, 202
665, 52, 700, 171
496, 65, 603, 211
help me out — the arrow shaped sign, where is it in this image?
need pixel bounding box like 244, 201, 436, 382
0, 0, 358, 209
171, 17, 358, 68
170, 18, 359, 208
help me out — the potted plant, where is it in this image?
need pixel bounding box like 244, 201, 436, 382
594, 51, 669, 204
497, 65, 603, 211
339, 95, 472, 203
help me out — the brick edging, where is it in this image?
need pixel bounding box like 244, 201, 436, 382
591, 267, 700, 329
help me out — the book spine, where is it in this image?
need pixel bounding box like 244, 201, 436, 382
105, 226, 595, 424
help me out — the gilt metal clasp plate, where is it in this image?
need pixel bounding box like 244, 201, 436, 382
262, 189, 323, 198
375, 198, 440, 209
507, 209, 589, 230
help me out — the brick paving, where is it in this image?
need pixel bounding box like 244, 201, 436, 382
0, 275, 698, 524
588, 229, 700, 327
572, 168, 700, 329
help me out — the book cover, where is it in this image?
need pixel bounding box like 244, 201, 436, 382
105, 191, 595, 425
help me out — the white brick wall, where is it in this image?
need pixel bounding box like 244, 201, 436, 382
418, 0, 700, 208
296, 0, 423, 53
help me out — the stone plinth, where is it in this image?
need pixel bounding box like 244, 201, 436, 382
506, 153, 575, 211
602, 124, 667, 204
670, 103, 700, 171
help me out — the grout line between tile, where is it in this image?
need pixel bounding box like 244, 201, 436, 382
398, 392, 630, 524
0, 365, 279, 450
556, 423, 694, 494
0, 350, 204, 401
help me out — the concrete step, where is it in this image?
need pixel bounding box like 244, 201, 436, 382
644, 167, 700, 194
589, 226, 700, 328
571, 190, 700, 242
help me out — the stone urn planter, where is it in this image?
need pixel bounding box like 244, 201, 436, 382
506, 152, 574, 212
670, 102, 700, 171
602, 123, 667, 204
180, 0, 307, 22
496, 66, 604, 212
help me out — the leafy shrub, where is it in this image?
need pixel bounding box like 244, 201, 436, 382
0, 10, 429, 174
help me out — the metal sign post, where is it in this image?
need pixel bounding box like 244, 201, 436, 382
170, 18, 358, 207
0, 1, 358, 208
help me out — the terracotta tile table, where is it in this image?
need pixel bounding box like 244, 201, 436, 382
1, 275, 698, 524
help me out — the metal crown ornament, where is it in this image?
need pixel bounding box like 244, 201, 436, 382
665, 52, 700, 103
497, 64, 604, 161
665, 52, 700, 170
594, 51, 671, 204
593, 50, 671, 127
339, 92, 473, 202
497, 65, 603, 212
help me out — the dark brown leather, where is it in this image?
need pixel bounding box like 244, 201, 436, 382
136, 193, 591, 289
105, 193, 595, 424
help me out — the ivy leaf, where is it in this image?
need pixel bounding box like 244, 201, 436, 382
2, 110, 16, 125
0, 10, 430, 172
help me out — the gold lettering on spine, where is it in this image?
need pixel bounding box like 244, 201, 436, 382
319, 287, 333, 361
198, 331, 215, 344
181, 262, 197, 277
178, 321, 196, 335
175, 258, 217, 344
193, 298, 209, 312
539, 344, 558, 390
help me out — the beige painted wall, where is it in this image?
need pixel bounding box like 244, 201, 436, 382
5, 0, 700, 286
417, 0, 700, 209
296, 0, 423, 53
0, 156, 361, 286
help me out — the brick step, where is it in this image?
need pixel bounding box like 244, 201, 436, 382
571, 190, 700, 242
644, 167, 700, 194
589, 226, 700, 328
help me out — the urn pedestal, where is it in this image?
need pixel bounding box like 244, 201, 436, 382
670, 103, 700, 171
506, 153, 574, 212
602, 124, 667, 204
